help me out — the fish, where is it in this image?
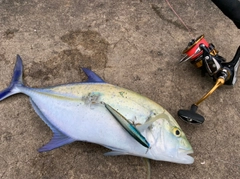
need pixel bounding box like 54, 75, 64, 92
0, 55, 194, 164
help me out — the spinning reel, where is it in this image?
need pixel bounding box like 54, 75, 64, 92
178, 35, 240, 124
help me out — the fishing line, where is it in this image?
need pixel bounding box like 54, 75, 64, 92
143, 158, 151, 179
165, 0, 193, 35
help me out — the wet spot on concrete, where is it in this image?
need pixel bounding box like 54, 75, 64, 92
4, 29, 19, 39
25, 49, 86, 87
150, 50, 163, 58
25, 30, 109, 87
1, 131, 12, 142
0, 0, 24, 5
0, 53, 12, 67
0, 53, 6, 61
133, 74, 141, 81
61, 30, 109, 69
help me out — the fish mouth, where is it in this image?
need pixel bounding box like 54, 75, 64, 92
177, 148, 194, 164
178, 148, 193, 155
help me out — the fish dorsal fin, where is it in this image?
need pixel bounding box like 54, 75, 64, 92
136, 112, 169, 132
82, 68, 105, 83
30, 99, 75, 152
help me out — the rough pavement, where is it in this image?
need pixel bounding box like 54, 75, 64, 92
0, 0, 239, 178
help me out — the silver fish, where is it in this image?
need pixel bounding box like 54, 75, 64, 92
0, 55, 194, 164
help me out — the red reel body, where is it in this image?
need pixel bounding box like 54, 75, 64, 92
183, 35, 209, 61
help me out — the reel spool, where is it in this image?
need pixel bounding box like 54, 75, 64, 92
178, 35, 240, 124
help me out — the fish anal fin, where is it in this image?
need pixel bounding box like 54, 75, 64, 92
30, 99, 76, 152
38, 132, 75, 152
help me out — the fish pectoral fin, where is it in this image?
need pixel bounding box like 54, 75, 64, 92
38, 132, 75, 152
135, 119, 156, 132
135, 123, 152, 132
136, 113, 167, 132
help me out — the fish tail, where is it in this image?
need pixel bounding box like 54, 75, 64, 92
0, 55, 24, 101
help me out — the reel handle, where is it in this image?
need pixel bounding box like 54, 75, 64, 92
177, 77, 225, 124
195, 77, 225, 106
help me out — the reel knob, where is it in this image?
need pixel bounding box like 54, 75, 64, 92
178, 105, 205, 124
178, 77, 225, 124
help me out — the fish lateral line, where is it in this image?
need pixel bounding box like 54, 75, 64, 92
104, 103, 150, 149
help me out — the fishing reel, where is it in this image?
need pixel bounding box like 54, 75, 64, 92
178, 35, 240, 124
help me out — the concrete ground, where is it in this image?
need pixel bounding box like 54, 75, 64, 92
0, 0, 239, 178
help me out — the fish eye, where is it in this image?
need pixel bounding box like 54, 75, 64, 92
173, 127, 181, 137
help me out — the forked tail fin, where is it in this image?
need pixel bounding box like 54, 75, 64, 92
0, 55, 24, 101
